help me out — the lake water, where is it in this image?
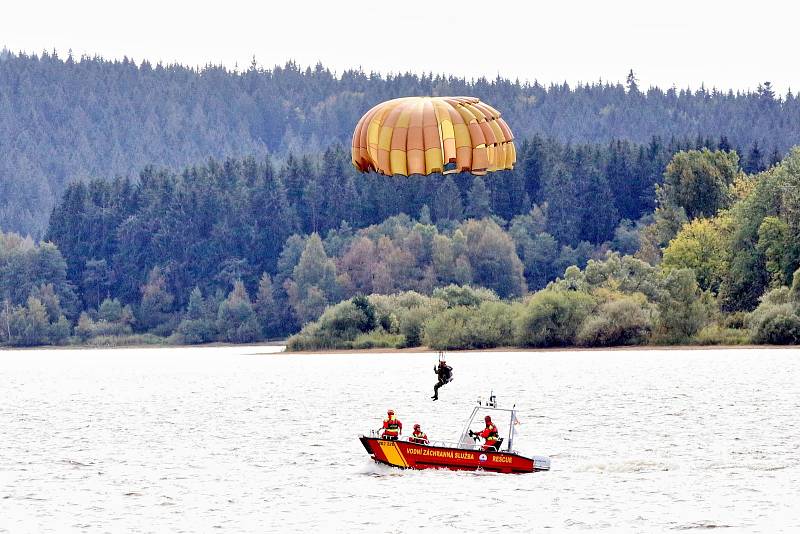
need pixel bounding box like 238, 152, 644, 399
1, 346, 799, 532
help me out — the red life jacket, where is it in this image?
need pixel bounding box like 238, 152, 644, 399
383, 416, 402, 436
410, 430, 428, 444
480, 423, 499, 443
479, 423, 500, 450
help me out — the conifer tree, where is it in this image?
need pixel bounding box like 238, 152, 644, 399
138, 266, 175, 333
418, 205, 432, 225
466, 177, 491, 219
217, 280, 260, 343
433, 177, 464, 222
255, 273, 280, 338
745, 142, 765, 174
82, 259, 111, 309
626, 69, 639, 94
186, 287, 206, 320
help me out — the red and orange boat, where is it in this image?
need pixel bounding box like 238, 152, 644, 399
360, 394, 551, 474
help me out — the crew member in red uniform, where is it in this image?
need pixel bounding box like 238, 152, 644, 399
381, 409, 402, 440
471, 415, 500, 451
409, 424, 429, 445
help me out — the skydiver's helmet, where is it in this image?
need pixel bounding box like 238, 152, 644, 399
413, 424, 420, 431
387, 409, 395, 416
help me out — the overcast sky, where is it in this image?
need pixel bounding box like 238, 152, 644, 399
2, 0, 797, 93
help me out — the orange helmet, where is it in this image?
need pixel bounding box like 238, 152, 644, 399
387, 409, 395, 416
413, 423, 420, 430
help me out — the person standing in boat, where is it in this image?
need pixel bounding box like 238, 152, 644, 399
409, 424, 429, 445
431, 356, 453, 401
471, 415, 500, 451
381, 409, 402, 440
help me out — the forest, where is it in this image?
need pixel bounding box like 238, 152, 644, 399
0, 135, 668, 345
1, 51, 799, 348
0, 50, 792, 238
288, 148, 800, 350
2, 143, 800, 348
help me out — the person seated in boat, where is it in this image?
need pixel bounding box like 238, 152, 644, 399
381, 409, 402, 440
431, 358, 453, 401
470, 415, 500, 451
408, 423, 429, 445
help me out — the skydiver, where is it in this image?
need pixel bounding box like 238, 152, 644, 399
431, 355, 453, 401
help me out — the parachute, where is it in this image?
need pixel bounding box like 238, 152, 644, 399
351, 96, 515, 177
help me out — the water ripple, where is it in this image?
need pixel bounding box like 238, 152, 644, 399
1, 346, 799, 532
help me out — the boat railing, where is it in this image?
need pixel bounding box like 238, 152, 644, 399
367, 432, 487, 451
367, 431, 518, 454
425, 439, 474, 449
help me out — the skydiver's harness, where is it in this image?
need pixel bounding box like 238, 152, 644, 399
437, 365, 453, 383
435, 352, 453, 383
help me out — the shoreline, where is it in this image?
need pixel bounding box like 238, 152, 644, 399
2, 341, 797, 354
286, 344, 799, 355
0, 340, 288, 352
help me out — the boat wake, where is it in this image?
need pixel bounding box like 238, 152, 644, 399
358, 460, 398, 476
672, 520, 735, 530
577, 459, 676, 473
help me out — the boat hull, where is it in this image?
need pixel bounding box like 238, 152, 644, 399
360, 436, 548, 474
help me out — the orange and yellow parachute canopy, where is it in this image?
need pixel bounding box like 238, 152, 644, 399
351, 96, 515, 177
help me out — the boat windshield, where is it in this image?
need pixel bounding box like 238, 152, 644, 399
457, 404, 518, 452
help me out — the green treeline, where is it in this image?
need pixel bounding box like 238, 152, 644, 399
288, 263, 799, 351
3, 145, 800, 348
288, 148, 800, 350
0, 50, 793, 237
38, 135, 691, 330
0, 233, 76, 346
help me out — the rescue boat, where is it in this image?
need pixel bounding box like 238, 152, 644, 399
360, 394, 551, 474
